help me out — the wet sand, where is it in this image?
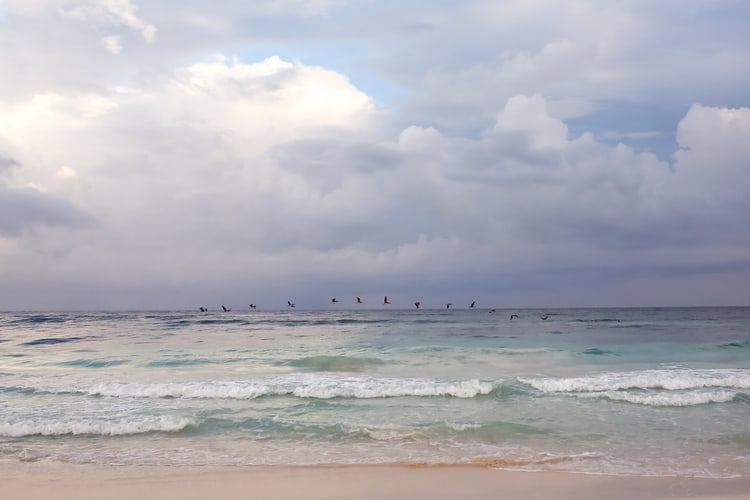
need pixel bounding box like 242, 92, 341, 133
2, 463, 750, 500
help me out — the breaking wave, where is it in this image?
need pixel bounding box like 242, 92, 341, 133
518, 369, 750, 406
0, 415, 194, 437
15, 375, 498, 400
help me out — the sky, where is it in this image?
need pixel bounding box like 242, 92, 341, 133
1, 0, 749, 310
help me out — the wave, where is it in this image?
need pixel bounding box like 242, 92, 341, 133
718, 340, 750, 349
573, 389, 739, 406
9, 315, 67, 325
582, 347, 618, 356
146, 358, 218, 368
0, 415, 194, 437
442, 420, 550, 438
59, 358, 130, 368
22, 337, 86, 346
353, 425, 426, 442
49, 375, 497, 400
518, 369, 750, 406
282, 355, 386, 372
519, 369, 750, 393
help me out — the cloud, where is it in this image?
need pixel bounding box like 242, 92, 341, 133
0, 55, 380, 293
247, 96, 750, 302
59, 0, 156, 43
3, 46, 749, 306
669, 104, 750, 231
1, 1, 749, 308
101, 34, 123, 54
0, 182, 95, 236
0, 154, 20, 173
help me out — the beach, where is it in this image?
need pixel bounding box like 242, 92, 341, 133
3, 463, 750, 500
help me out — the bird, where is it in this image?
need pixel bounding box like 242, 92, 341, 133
249, 304, 257, 309
510, 314, 519, 320
470, 301, 475, 308
332, 298, 339, 304
384, 296, 391, 305
446, 303, 452, 309
221, 305, 231, 312
357, 297, 363, 304
199, 307, 207, 312
287, 301, 295, 308
489, 309, 496, 314
414, 301, 421, 309
539, 314, 549, 320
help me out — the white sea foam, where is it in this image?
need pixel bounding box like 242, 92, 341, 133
445, 422, 483, 431
0, 415, 193, 437
519, 368, 750, 393
574, 389, 738, 406
79, 375, 496, 400
356, 426, 425, 441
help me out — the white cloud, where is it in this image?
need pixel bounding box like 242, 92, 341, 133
101, 34, 122, 54
102, 0, 155, 42
491, 94, 569, 148
672, 104, 750, 206
57, 166, 76, 177
58, 0, 156, 43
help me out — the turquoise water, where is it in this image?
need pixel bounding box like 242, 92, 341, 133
1, 307, 749, 476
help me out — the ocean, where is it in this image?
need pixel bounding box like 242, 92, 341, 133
1, 307, 748, 477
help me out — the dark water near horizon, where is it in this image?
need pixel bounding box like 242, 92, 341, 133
1, 307, 749, 476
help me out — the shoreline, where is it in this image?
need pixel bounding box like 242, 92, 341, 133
2, 462, 750, 500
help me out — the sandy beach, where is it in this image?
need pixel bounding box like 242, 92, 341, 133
2, 463, 750, 500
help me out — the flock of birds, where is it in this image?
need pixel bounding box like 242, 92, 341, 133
199, 297, 550, 321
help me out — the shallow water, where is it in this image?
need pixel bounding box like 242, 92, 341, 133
1, 307, 749, 476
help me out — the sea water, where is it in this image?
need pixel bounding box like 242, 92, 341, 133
1, 307, 749, 477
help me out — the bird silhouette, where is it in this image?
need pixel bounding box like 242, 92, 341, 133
470, 301, 475, 308
287, 301, 295, 308
510, 314, 519, 320
332, 298, 339, 304
221, 305, 231, 312
384, 296, 391, 305
414, 301, 421, 309
357, 297, 363, 304
446, 303, 452, 309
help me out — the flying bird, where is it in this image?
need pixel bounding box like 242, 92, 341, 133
539, 314, 549, 320
414, 301, 421, 309
287, 301, 295, 308
384, 296, 391, 305
357, 297, 363, 304
332, 298, 339, 304
199, 307, 207, 312
470, 301, 475, 308
446, 303, 452, 309
510, 314, 519, 320
249, 304, 257, 309
221, 305, 231, 312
